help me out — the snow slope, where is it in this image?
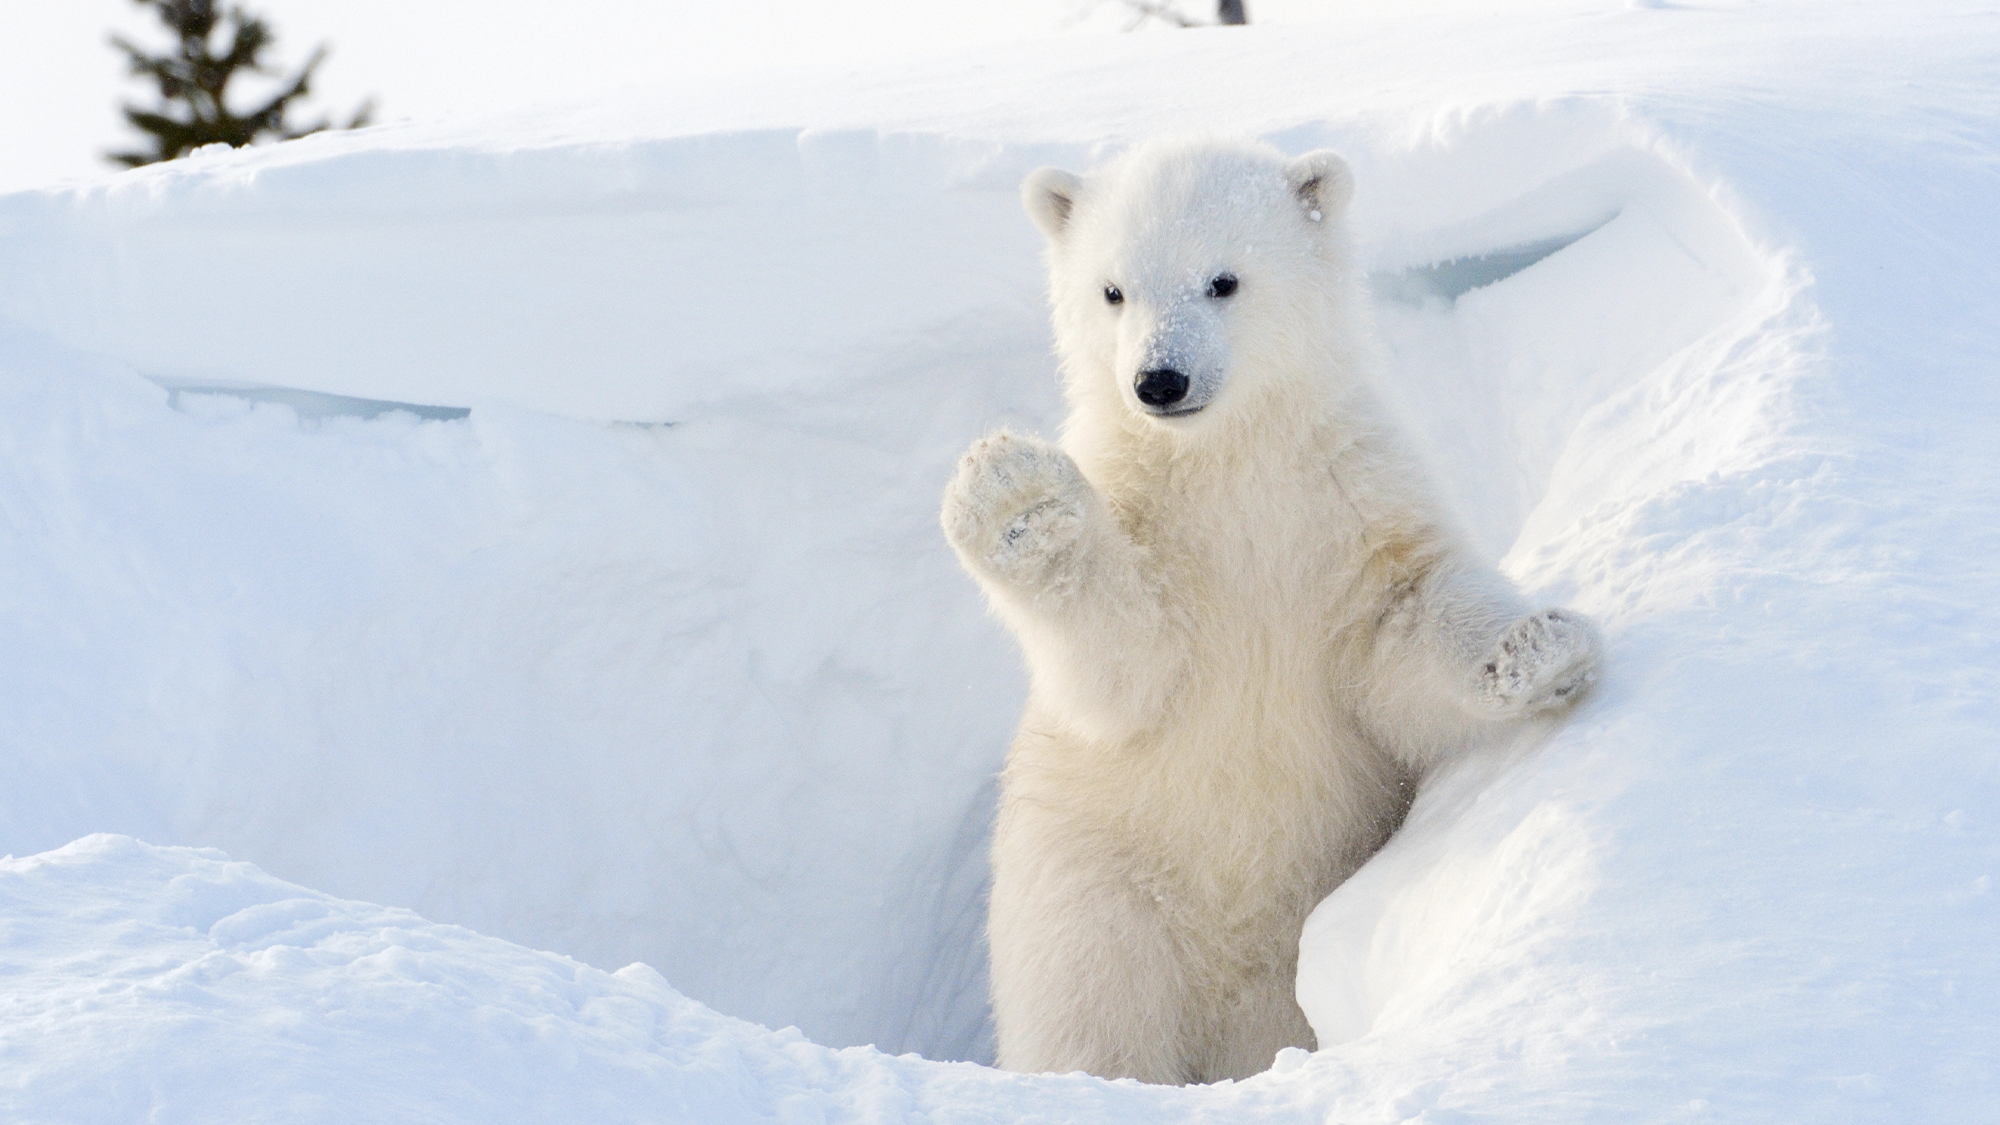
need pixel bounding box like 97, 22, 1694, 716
4, 1, 1999, 1119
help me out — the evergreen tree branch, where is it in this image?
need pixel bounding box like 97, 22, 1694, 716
107, 0, 375, 167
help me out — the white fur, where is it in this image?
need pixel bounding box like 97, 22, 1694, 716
943, 139, 1599, 1085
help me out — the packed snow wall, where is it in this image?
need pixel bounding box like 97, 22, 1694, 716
0, 129, 1093, 1062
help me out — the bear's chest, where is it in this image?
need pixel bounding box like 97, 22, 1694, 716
1123, 481, 1378, 655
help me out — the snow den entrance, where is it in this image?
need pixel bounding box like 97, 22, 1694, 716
0, 109, 1785, 1068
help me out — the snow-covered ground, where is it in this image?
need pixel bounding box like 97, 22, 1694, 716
4, 1, 1998, 1119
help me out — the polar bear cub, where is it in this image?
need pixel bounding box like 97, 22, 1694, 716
941, 138, 1599, 1085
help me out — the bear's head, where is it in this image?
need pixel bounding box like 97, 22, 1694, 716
1022, 139, 1356, 432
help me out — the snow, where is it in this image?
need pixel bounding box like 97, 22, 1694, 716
4, 0, 2000, 1120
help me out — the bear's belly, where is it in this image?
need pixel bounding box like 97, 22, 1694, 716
1003, 697, 1412, 972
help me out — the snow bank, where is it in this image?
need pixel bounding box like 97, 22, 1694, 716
0, 278, 1026, 1061
0, 836, 1367, 1122
4, 1, 1999, 1120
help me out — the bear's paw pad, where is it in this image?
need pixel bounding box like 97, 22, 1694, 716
1478, 609, 1601, 716
942, 432, 1089, 582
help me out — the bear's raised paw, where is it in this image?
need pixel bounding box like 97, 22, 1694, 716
1477, 609, 1601, 717
941, 432, 1093, 588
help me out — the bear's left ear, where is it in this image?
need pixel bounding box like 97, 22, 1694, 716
1287, 150, 1354, 225
1022, 166, 1084, 243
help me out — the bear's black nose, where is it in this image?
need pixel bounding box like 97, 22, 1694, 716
1134, 368, 1190, 408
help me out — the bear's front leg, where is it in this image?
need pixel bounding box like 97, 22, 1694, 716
1359, 561, 1602, 767
942, 431, 1172, 733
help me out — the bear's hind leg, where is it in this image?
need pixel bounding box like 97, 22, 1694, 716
989, 856, 1199, 1084
1195, 965, 1318, 1083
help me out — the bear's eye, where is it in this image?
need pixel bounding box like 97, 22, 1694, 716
1104, 285, 1124, 306
1206, 273, 1238, 299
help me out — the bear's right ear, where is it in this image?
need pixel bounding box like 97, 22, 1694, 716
1287, 150, 1355, 225
1022, 167, 1084, 243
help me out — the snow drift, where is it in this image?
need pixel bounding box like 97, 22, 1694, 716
4, 1, 1998, 1120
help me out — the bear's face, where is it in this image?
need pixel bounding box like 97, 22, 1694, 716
1023, 141, 1354, 428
